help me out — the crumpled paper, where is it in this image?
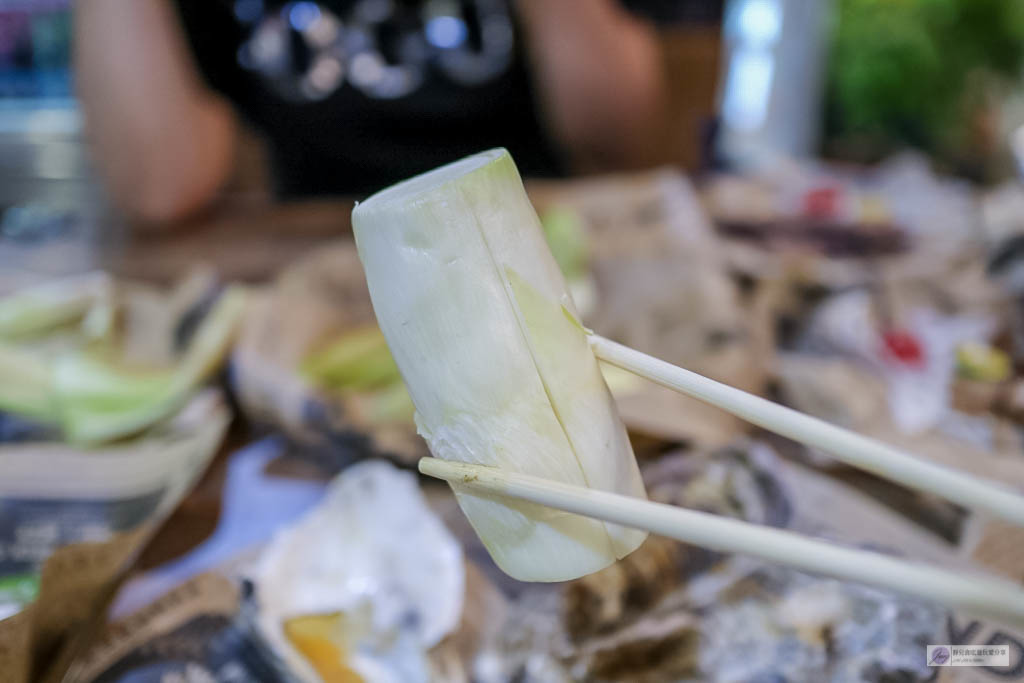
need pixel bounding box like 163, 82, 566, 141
254, 460, 465, 683
472, 443, 1024, 682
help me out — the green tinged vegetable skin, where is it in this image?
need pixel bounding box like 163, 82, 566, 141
352, 149, 647, 582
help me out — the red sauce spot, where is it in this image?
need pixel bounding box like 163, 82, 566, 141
881, 329, 925, 367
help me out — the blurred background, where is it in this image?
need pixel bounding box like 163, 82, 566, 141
6, 1, 1024, 681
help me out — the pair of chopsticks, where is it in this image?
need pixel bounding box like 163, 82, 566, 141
420, 334, 1024, 628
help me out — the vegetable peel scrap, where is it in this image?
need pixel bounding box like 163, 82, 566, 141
301, 325, 403, 392
352, 148, 647, 582
0, 284, 246, 445
58, 287, 247, 444
0, 271, 114, 340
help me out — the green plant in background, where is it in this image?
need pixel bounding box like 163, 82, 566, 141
826, 0, 1024, 174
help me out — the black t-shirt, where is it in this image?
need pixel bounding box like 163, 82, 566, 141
175, 0, 720, 197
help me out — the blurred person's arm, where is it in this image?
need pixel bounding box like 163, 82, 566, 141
517, 0, 670, 171
74, 0, 237, 223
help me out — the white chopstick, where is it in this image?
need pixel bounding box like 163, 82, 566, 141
590, 334, 1024, 527
419, 456, 1024, 628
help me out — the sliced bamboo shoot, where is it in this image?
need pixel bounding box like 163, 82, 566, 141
352, 149, 647, 581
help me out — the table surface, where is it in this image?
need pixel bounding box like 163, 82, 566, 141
0, 125, 358, 284
2, 194, 356, 283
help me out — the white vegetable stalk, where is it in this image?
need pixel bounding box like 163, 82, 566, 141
353, 149, 647, 582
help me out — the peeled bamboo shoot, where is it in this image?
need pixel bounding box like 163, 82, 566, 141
352, 149, 647, 581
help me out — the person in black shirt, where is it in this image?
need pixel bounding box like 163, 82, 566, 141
74, 0, 692, 222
